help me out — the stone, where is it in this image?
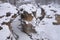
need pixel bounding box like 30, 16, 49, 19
0, 26, 3, 30
7, 36, 10, 39
0, 16, 4, 18
2, 21, 12, 30
53, 14, 60, 25
39, 8, 46, 20
22, 23, 36, 34
12, 14, 17, 18
21, 11, 33, 21
6, 12, 11, 17
55, 14, 60, 24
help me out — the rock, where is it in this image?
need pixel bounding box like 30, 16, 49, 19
19, 4, 46, 35
21, 11, 33, 21
7, 36, 10, 39
22, 23, 36, 34
6, 12, 11, 17
2, 21, 12, 30
12, 14, 17, 18
53, 14, 60, 25
49, 6, 51, 8
55, 14, 60, 25
53, 22, 60, 25
0, 16, 4, 18
32, 11, 36, 17
21, 11, 36, 34
20, 8, 23, 11
39, 8, 46, 20
0, 26, 3, 30
46, 15, 52, 19
50, 10, 57, 13
19, 4, 46, 36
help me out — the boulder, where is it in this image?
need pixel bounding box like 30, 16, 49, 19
53, 14, 60, 25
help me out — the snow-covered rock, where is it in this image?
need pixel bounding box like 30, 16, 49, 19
0, 3, 18, 40
17, 3, 60, 40
0, 2, 60, 40
0, 25, 15, 40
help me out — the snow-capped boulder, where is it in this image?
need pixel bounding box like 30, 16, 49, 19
17, 3, 60, 40
53, 14, 60, 25
0, 3, 18, 30
18, 4, 46, 34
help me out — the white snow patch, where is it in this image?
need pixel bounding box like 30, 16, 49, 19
0, 3, 17, 16
19, 4, 36, 14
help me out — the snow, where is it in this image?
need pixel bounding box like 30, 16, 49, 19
0, 3, 17, 40
11, 16, 32, 40
0, 3, 17, 16
0, 3, 18, 23
0, 25, 15, 40
19, 4, 36, 14
19, 4, 41, 27
35, 3, 60, 40
0, 2, 60, 40
0, 25, 10, 40
36, 8, 41, 18
18, 3, 60, 40
23, 0, 32, 2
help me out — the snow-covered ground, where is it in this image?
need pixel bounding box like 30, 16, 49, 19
0, 2, 60, 40
0, 3, 17, 40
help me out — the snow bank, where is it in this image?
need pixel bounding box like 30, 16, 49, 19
0, 3, 18, 40
0, 3, 17, 16
0, 25, 15, 40
0, 2, 60, 40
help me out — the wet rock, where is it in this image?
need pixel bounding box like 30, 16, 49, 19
12, 14, 17, 18
32, 11, 36, 17
50, 10, 57, 13
37, 39, 39, 40
39, 8, 46, 20
6, 12, 11, 17
20, 8, 23, 11
7, 36, 10, 39
0, 16, 4, 18
49, 6, 51, 8
53, 22, 60, 25
0, 26, 3, 30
